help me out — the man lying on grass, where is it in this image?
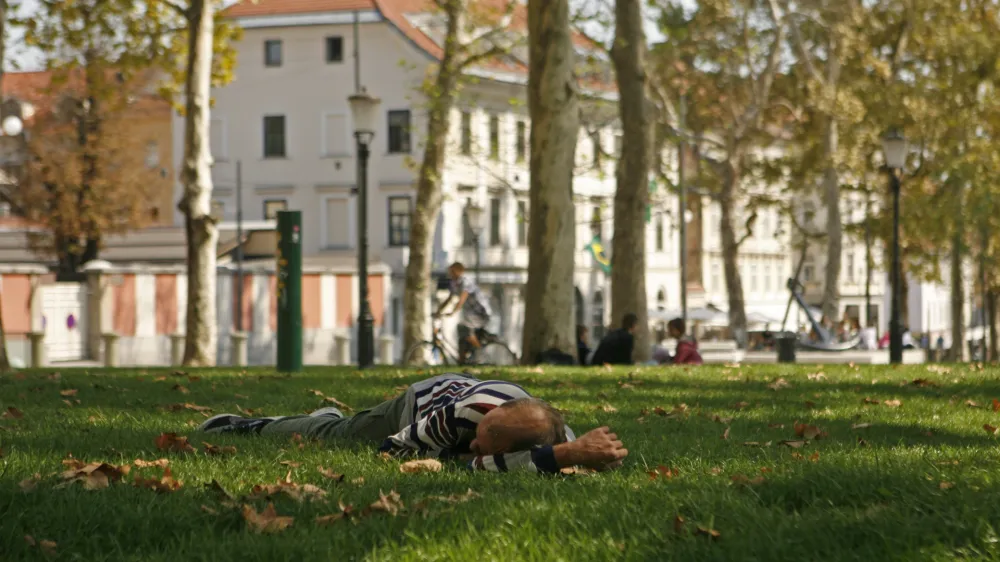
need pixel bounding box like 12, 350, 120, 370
198, 373, 627, 474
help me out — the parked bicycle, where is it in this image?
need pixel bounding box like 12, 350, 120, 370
404, 317, 518, 366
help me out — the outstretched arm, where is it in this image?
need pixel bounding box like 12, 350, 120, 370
467, 427, 628, 473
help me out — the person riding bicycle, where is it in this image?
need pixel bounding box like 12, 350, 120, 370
435, 262, 492, 363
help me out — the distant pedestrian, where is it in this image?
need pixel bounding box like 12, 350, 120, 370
576, 325, 591, 366
590, 313, 638, 366
667, 318, 703, 365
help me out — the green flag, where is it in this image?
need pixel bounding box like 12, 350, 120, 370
584, 235, 611, 274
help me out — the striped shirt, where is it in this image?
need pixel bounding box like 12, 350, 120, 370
379, 374, 573, 473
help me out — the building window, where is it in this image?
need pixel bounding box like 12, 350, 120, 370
460, 111, 472, 155
145, 141, 159, 169
614, 134, 623, 158
325, 198, 351, 248
516, 121, 526, 162
325, 36, 343, 63
489, 197, 501, 246
711, 263, 721, 292
211, 200, 225, 220
264, 39, 282, 67
263, 115, 286, 158
263, 199, 287, 220
765, 264, 772, 292
803, 263, 814, 282
750, 265, 758, 292
387, 110, 411, 154
517, 200, 527, 246
591, 205, 602, 241
592, 290, 606, 341
655, 216, 664, 252
488, 114, 500, 160
847, 252, 855, 282
591, 130, 602, 168
210, 118, 226, 161
388, 196, 411, 247
656, 289, 666, 311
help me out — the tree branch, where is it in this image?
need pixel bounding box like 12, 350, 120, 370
782, 1, 823, 83
159, 0, 188, 18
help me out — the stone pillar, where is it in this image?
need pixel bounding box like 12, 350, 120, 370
334, 331, 351, 365
170, 333, 185, 366
378, 335, 395, 365
102, 333, 120, 367
28, 332, 45, 368
230, 331, 248, 367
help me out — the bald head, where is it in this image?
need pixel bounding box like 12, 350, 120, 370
471, 398, 567, 456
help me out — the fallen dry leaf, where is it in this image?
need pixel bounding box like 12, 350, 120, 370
318, 467, 345, 482
767, 423, 785, 429
2, 406, 24, 419
673, 515, 685, 534
599, 404, 618, 413
153, 376, 167, 382
965, 400, 980, 408
59, 389, 78, 397
780, 440, 808, 448
134, 458, 169, 468
38, 539, 57, 557
731, 474, 766, 486
18, 473, 41, 492
647, 465, 679, 480
59, 462, 131, 490
366, 490, 404, 516
710, 467, 722, 475
883, 399, 902, 408
939, 481, 954, 490
809, 451, 820, 462
984, 424, 998, 435
851, 423, 873, 430
322, 396, 354, 412
249, 477, 327, 503
351, 477, 365, 485
202, 442, 237, 456
863, 398, 880, 405
732, 401, 750, 410
559, 466, 597, 475
279, 460, 302, 468
721, 427, 730, 440
910, 378, 937, 387
315, 502, 356, 525
794, 422, 824, 440
712, 414, 733, 424
400, 458, 443, 474
807, 372, 826, 381
133, 467, 183, 493
166, 403, 213, 413
857, 436, 869, 447
768, 378, 791, 390
993, 399, 1000, 412
187, 376, 201, 382
172, 384, 190, 394
155, 433, 196, 454
242, 502, 294, 534
201, 504, 219, 515
696, 526, 721, 540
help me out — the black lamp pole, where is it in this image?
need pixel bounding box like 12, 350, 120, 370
889, 167, 903, 364
356, 132, 375, 368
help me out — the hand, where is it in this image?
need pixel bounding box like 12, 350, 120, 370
556, 427, 627, 471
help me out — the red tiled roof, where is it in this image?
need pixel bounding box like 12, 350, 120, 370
2, 70, 56, 103
224, 0, 610, 89
225, 0, 375, 17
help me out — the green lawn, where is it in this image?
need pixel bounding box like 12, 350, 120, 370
3, 364, 1000, 561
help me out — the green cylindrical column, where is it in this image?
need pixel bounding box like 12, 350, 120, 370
276, 211, 303, 372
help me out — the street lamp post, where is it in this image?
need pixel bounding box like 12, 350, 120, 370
465, 202, 486, 282
882, 128, 907, 364
348, 88, 381, 369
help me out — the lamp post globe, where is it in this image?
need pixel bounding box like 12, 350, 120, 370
1, 115, 22, 137
349, 88, 381, 368
882, 128, 907, 365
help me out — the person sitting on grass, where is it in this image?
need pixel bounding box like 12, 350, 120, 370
589, 312, 638, 366
435, 262, 492, 363
665, 317, 703, 365
199, 373, 628, 474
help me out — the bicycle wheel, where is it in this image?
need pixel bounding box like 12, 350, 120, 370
477, 341, 518, 366
404, 341, 450, 366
